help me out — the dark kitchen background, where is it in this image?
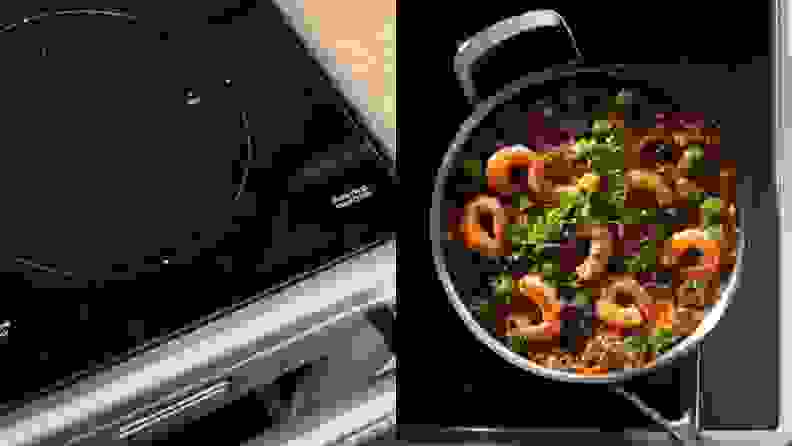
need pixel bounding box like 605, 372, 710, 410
400, 0, 777, 436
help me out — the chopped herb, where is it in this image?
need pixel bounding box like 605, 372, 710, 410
575, 288, 592, 306
493, 272, 513, 302
621, 207, 643, 224
585, 144, 624, 174
585, 190, 617, 219
615, 90, 630, 106
543, 271, 577, 289
607, 127, 625, 147
686, 279, 705, 289
559, 189, 582, 209
649, 327, 675, 354
477, 302, 496, 321
688, 191, 706, 207
625, 328, 675, 355
701, 197, 723, 227
655, 223, 674, 241
701, 197, 723, 213
592, 119, 611, 134
624, 335, 651, 353
654, 327, 674, 338
509, 335, 531, 353
463, 159, 484, 179
513, 193, 534, 211
704, 224, 723, 240
683, 144, 708, 176
626, 240, 657, 273
542, 262, 559, 276
505, 223, 540, 245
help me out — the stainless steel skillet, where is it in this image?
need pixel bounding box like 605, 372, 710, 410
430, 10, 744, 444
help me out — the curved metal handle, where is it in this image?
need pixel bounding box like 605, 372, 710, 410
609, 342, 703, 445
454, 10, 582, 105
610, 385, 700, 445
326, 411, 396, 446
365, 301, 395, 356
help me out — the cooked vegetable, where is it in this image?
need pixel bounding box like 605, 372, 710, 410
597, 301, 644, 328
624, 335, 651, 353
624, 327, 676, 354
577, 173, 601, 193
463, 158, 484, 178
477, 301, 497, 322
681, 144, 707, 176
575, 288, 592, 306
492, 272, 513, 302
649, 327, 676, 353
509, 335, 531, 354
704, 224, 722, 240
701, 197, 723, 226
513, 193, 534, 211
685, 279, 705, 289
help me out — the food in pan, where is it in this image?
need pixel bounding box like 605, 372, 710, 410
449, 93, 737, 374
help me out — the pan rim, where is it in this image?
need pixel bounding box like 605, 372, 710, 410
430, 65, 744, 384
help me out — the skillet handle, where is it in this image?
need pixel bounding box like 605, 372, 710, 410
609, 384, 701, 445
454, 10, 583, 106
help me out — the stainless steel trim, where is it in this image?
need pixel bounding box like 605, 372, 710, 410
324, 411, 396, 446
777, 0, 788, 434
374, 358, 396, 380
241, 371, 396, 446
117, 380, 231, 440
0, 239, 396, 446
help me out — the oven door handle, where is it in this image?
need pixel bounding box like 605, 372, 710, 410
325, 410, 396, 446
364, 299, 395, 357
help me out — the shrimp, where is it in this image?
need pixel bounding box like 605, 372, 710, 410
625, 169, 674, 207
722, 203, 738, 266
505, 274, 562, 341
676, 275, 719, 307
628, 132, 678, 171
607, 111, 625, 129
673, 307, 706, 337
672, 127, 719, 148
596, 277, 653, 329
661, 228, 720, 280
674, 177, 706, 202
460, 195, 509, 257
601, 276, 654, 306
575, 225, 613, 283
486, 145, 550, 197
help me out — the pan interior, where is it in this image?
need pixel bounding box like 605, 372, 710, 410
437, 69, 737, 380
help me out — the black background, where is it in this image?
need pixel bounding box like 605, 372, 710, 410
400, 0, 777, 434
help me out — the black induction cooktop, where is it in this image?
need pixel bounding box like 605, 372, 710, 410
0, 2, 396, 414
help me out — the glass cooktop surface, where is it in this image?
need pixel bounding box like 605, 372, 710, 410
0, 4, 395, 413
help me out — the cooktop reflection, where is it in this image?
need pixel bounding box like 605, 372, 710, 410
0, 6, 395, 414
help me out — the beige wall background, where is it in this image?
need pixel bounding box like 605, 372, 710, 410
274, 0, 397, 159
